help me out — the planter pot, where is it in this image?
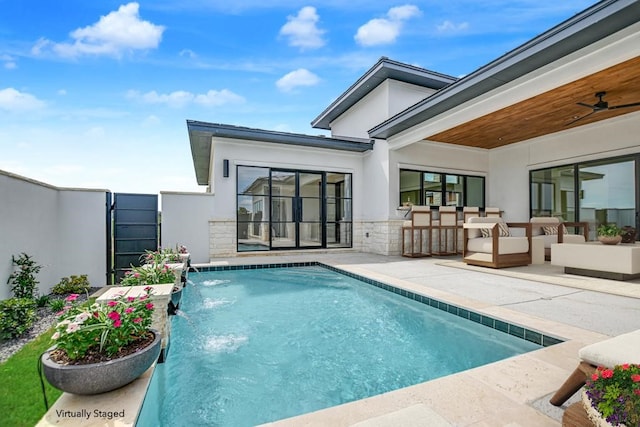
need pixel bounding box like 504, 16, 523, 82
41, 329, 161, 395
581, 390, 622, 427
620, 226, 636, 244
598, 235, 622, 245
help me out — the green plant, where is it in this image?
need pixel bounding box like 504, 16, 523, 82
6, 253, 41, 299
50, 288, 155, 361
35, 294, 50, 308
597, 223, 622, 237
51, 274, 90, 295
141, 248, 181, 264
49, 298, 66, 313
585, 364, 640, 426
119, 263, 176, 286
0, 298, 37, 339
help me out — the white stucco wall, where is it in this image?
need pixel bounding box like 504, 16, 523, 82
330, 80, 435, 140
160, 191, 214, 264
0, 171, 107, 300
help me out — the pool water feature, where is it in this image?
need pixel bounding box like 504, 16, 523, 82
137, 265, 547, 426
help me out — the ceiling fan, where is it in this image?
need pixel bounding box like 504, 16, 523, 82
566, 91, 640, 125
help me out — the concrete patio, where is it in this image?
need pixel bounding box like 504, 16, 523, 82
201, 251, 640, 426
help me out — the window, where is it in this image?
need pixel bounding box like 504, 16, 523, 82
399, 169, 485, 208
530, 155, 638, 241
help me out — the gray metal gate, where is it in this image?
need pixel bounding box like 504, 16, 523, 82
110, 193, 159, 283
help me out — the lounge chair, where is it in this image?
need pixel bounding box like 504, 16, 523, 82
550, 329, 640, 406
530, 217, 589, 260
463, 217, 532, 268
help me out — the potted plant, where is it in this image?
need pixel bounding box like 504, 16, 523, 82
120, 263, 182, 313
41, 288, 160, 395
597, 224, 622, 245
583, 364, 640, 426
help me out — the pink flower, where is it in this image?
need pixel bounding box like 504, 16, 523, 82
634, 389, 640, 396
66, 323, 80, 333
93, 311, 99, 318
133, 272, 140, 278
66, 294, 79, 302
145, 303, 154, 310
144, 286, 152, 291
107, 311, 121, 321
621, 363, 630, 370
52, 332, 60, 340
601, 369, 614, 379
113, 319, 122, 328
127, 296, 136, 302
133, 317, 143, 324
125, 307, 134, 314
108, 301, 118, 307
591, 373, 599, 381
631, 374, 640, 382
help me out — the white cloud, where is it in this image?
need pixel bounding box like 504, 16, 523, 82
32, 2, 164, 58
126, 88, 245, 108
276, 68, 320, 93
355, 4, 421, 47
0, 88, 46, 111
279, 6, 326, 50
437, 20, 469, 33
1, 54, 16, 69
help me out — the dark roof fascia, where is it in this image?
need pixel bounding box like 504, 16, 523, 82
311, 57, 458, 130
187, 120, 374, 185
369, 0, 640, 140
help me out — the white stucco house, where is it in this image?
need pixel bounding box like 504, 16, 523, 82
187, 0, 640, 260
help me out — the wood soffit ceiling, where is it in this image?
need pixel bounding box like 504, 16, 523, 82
426, 56, 640, 149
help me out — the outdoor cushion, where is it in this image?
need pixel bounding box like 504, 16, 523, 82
466, 236, 529, 255
578, 329, 640, 368
480, 222, 510, 237
542, 225, 568, 235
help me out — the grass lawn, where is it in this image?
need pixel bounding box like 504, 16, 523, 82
0, 329, 62, 427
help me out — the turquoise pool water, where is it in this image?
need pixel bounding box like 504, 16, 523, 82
137, 265, 543, 426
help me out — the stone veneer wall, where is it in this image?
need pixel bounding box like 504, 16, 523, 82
357, 220, 403, 256
208, 219, 403, 258
209, 219, 237, 258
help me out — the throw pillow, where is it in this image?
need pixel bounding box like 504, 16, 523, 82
542, 225, 568, 235
480, 222, 510, 237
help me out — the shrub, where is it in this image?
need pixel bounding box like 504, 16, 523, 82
35, 294, 50, 308
49, 298, 66, 313
6, 253, 41, 299
0, 298, 37, 340
51, 274, 90, 295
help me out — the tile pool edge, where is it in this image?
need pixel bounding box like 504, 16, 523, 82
194, 262, 564, 347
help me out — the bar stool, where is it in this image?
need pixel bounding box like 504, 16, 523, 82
433, 206, 457, 255
401, 206, 432, 257
484, 207, 501, 217
457, 206, 480, 253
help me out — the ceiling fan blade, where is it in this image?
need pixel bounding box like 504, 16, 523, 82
565, 111, 595, 126
608, 101, 640, 110
576, 102, 595, 109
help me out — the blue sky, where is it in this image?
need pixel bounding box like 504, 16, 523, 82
0, 0, 595, 195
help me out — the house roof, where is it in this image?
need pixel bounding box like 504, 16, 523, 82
187, 120, 374, 186
369, 0, 640, 146
310, 57, 457, 131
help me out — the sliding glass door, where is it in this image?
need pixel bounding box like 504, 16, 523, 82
530, 154, 638, 240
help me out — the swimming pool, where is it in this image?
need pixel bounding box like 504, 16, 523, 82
137, 264, 554, 426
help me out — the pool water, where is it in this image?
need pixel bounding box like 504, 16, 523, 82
137, 265, 541, 426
